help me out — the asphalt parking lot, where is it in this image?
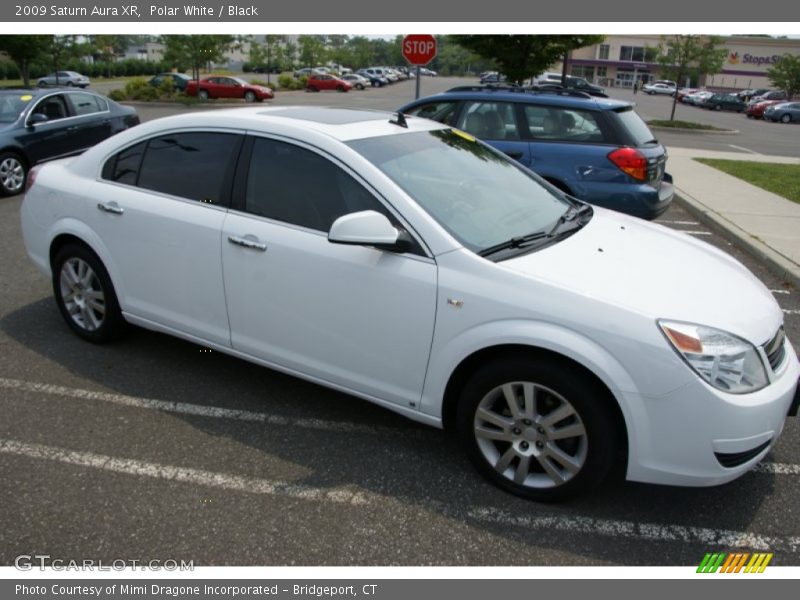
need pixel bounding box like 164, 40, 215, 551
1, 79, 798, 566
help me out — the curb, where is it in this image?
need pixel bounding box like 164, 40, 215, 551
649, 126, 739, 135
674, 192, 800, 290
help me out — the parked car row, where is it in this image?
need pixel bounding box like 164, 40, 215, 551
678, 87, 797, 122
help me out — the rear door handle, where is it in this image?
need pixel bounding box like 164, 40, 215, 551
97, 201, 124, 215
228, 235, 267, 252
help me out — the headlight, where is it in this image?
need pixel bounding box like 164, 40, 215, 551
658, 320, 768, 394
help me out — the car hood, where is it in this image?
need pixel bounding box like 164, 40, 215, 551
500, 208, 782, 345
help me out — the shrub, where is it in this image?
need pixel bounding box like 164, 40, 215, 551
107, 89, 126, 101
123, 78, 158, 101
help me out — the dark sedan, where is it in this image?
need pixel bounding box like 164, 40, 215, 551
698, 94, 746, 112
148, 72, 192, 92
0, 88, 139, 196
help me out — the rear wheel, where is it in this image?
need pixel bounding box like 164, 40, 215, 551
244, 90, 256, 102
714, 104, 722, 111
456, 355, 619, 501
781, 113, 792, 123
336, 85, 346, 92
307, 85, 318, 93
0, 152, 26, 197
52, 244, 125, 343
198, 89, 209, 100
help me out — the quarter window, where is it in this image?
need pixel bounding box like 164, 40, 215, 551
102, 141, 147, 186
245, 138, 391, 233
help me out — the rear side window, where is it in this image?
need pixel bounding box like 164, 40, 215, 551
524, 105, 607, 143
68, 92, 104, 116
244, 137, 391, 232
102, 133, 241, 205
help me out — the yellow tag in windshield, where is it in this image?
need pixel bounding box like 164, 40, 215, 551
451, 128, 476, 143
20, 95, 32, 102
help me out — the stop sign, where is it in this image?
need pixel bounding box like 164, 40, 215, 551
402, 34, 437, 66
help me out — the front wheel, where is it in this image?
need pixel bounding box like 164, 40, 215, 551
713, 104, 722, 111
456, 355, 619, 501
0, 152, 27, 197
244, 90, 256, 102
336, 85, 346, 92
52, 244, 125, 343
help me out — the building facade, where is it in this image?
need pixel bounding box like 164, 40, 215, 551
563, 35, 800, 91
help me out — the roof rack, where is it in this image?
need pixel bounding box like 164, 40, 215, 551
445, 84, 593, 100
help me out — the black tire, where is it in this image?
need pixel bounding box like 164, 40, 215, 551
336, 85, 346, 92
456, 355, 619, 501
306, 85, 318, 92
52, 244, 125, 343
66, 81, 74, 87
356, 83, 364, 90
0, 151, 27, 197
37, 80, 47, 88
244, 90, 256, 102
198, 89, 209, 100
713, 104, 722, 111
781, 114, 792, 123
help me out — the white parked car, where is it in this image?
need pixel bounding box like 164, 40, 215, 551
643, 82, 676, 96
21, 107, 799, 501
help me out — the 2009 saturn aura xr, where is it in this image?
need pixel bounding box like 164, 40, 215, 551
21, 106, 799, 500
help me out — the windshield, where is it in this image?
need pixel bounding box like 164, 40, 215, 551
348, 129, 570, 253
0, 93, 32, 123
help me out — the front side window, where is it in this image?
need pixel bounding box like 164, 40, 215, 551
245, 137, 391, 233
133, 132, 240, 204
348, 130, 570, 254
31, 94, 68, 121
456, 101, 521, 141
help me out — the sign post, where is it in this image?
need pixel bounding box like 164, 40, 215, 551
402, 34, 437, 99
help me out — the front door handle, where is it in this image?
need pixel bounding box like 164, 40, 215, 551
228, 235, 267, 252
97, 201, 124, 215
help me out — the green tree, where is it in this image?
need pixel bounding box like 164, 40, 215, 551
298, 35, 327, 67
44, 36, 82, 85
249, 35, 286, 84
162, 35, 235, 80
450, 35, 605, 85
767, 54, 800, 100
657, 35, 727, 121
0, 35, 50, 86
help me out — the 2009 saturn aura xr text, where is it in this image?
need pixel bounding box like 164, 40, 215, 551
21, 106, 800, 501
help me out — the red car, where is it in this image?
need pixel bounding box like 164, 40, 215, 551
185, 76, 273, 102
306, 75, 352, 93
746, 100, 782, 119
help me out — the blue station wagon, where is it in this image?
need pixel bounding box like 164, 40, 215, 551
399, 86, 674, 220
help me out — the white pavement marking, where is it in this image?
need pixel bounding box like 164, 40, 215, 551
2, 436, 799, 550
469, 508, 800, 553
0, 438, 369, 505
771, 289, 791, 295
783, 309, 800, 316
658, 220, 700, 225
754, 462, 800, 475
683, 231, 713, 236
727, 144, 763, 155
0, 377, 414, 437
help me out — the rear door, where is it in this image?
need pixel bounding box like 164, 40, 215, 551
63, 91, 112, 149
454, 100, 532, 165
90, 130, 243, 345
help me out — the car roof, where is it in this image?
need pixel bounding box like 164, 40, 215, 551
406, 88, 630, 111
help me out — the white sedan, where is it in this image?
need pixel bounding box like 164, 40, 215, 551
21, 107, 799, 501
643, 83, 677, 96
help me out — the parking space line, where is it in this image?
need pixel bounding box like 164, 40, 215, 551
2, 436, 799, 550
783, 309, 800, 316
682, 231, 713, 236
469, 508, 800, 553
658, 220, 700, 225
0, 377, 419, 437
771, 289, 791, 295
0, 438, 369, 505
728, 144, 763, 155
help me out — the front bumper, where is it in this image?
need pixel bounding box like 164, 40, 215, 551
625, 338, 799, 487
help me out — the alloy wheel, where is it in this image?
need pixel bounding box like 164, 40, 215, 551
59, 257, 106, 332
0, 156, 25, 194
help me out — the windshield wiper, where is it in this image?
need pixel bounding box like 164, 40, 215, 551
477, 231, 549, 257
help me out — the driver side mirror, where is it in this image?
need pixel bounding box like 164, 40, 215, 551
328, 210, 411, 253
27, 113, 49, 127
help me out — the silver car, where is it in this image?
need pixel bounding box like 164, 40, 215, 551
764, 101, 800, 123
37, 71, 90, 88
